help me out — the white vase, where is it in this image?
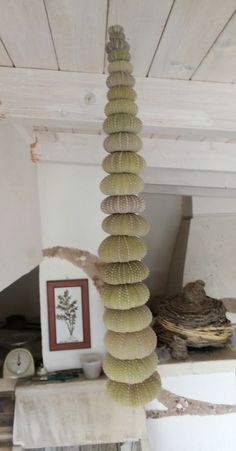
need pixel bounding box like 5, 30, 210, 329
80, 353, 103, 379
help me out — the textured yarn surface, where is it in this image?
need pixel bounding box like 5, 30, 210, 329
99, 24, 159, 406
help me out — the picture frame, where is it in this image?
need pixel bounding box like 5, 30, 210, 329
47, 279, 91, 351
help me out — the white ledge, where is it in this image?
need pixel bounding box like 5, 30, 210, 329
158, 347, 236, 377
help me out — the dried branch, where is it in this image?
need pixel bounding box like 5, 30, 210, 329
146, 388, 236, 418
43, 246, 105, 291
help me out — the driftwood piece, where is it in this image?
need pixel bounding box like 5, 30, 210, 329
146, 388, 236, 419
43, 246, 105, 290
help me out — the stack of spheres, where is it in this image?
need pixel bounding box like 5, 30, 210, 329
99, 25, 161, 406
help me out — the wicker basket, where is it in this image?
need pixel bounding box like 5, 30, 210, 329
153, 280, 233, 360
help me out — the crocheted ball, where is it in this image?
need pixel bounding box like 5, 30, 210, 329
106, 39, 130, 53
100, 174, 144, 196
107, 49, 131, 62
108, 61, 133, 74
104, 133, 142, 153
105, 100, 138, 116
102, 213, 149, 236
107, 87, 136, 102
106, 72, 135, 89
101, 261, 149, 285
100, 283, 150, 310
103, 152, 146, 174
108, 25, 124, 35
103, 305, 152, 333
104, 327, 157, 359
107, 371, 161, 406
101, 195, 145, 214
103, 352, 158, 384
103, 114, 142, 134
99, 235, 147, 263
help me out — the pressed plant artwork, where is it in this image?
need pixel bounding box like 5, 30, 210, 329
56, 289, 78, 339
99, 25, 161, 406
47, 279, 91, 351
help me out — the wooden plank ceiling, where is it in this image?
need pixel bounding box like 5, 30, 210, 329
0, 0, 236, 83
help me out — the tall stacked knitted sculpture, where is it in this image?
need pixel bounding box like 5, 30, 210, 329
99, 25, 161, 406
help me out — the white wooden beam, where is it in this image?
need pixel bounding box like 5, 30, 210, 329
1, 68, 236, 141
34, 131, 236, 198
35, 132, 236, 173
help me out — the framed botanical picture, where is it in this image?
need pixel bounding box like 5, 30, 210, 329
47, 279, 91, 351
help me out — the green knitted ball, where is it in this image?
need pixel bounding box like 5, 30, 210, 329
106, 39, 130, 53
102, 213, 149, 236
108, 25, 124, 35
104, 327, 157, 360
107, 371, 161, 406
107, 72, 135, 89
101, 261, 149, 285
107, 87, 136, 102
103, 352, 158, 384
103, 114, 142, 134
105, 100, 138, 117
100, 173, 144, 196
99, 235, 147, 263
101, 195, 145, 214
100, 283, 150, 310
103, 305, 152, 333
108, 49, 131, 62
108, 25, 125, 40
108, 31, 126, 41
108, 61, 133, 74
104, 133, 142, 153
103, 152, 146, 174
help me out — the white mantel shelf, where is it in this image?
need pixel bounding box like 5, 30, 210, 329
158, 347, 236, 377
0, 348, 236, 393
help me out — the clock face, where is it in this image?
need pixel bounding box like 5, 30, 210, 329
4, 348, 34, 377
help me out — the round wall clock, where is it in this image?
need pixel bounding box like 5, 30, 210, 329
3, 347, 35, 379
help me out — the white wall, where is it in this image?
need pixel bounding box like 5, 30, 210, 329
0, 124, 42, 292
142, 193, 182, 296
37, 162, 106, 371
147, 372, 236, 451
183, 197, 236, 298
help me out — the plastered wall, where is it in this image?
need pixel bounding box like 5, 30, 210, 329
0, 124, 42, 292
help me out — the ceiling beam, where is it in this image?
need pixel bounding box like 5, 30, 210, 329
35, 131, 236, 173
1, 68, 236, 141
34, 131, 236, 198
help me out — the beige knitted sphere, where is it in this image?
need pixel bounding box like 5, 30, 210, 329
103, 305, 152, 333
107, 49, 131, 63
100, 282, 150, 310
101, 261, 149, 285
103, 114, 142, 134
106, 72, 135, 89
103, 352, 158, 384
108, 61, 133, 74
100, 174, 144, 195
108, 25, 124, 35
102, 213, 149, 236
101, 195, 145, 214
104, 133, 142, 153
106, 39, 130, 53
103, 152, 146, 174
107, 87, 136, 102
105, 100, 138, 116
107, 371, 161, 406
99, 235, 147, 263
104, 327, 157, 359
